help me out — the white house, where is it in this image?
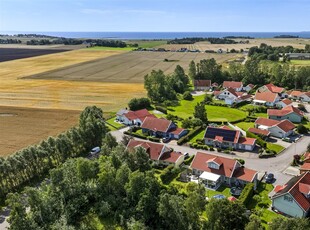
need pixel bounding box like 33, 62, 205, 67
258, 83, 286, 98
116, 109, 155, 126
216, 88, 252, 105
253, 91, 280, 107
268, 105, 304, 123
271, 172, 310, 218
190, 152, 258, 190
255, 118, 295, 138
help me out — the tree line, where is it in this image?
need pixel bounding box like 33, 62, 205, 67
0, 106, 106, 201
167, 37, 239, 44
248, 43, 309, 61
0, 39, 22, 44
188, 58, 310, 90
26, 38, 127, 47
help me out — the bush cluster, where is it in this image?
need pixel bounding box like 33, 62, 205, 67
239, 183, 255, 206
160, 165, 180, 184
124, 130, 147, 140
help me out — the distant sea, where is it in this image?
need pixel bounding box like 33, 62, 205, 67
2, 31, 310, 39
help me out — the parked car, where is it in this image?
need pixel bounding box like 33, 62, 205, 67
265, 173, 274, 183
183, 152, 189, 158
90, 146, 100, 155
162, 137, 170, 143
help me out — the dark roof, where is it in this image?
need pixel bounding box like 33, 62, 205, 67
204, 126, 240, 144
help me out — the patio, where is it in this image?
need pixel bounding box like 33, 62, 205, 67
199, 171, 222, 190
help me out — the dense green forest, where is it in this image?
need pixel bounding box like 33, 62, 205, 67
26, 39, 127, 47
167, 37, 239, 44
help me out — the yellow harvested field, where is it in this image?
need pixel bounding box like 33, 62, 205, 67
0, 106, 80, 157
0, 49, 146, 111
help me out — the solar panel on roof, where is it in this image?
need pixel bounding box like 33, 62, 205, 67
205, 127, 237, 142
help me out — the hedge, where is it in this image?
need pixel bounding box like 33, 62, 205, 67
124, 131, 147, 140
160, 165, 180, 184
183, 155, 194, 165
239, 183, 254, 206
155, 106, 167, 114
246, 131, 266, 148
147, 136, 160, 142
177, 126, 204, 145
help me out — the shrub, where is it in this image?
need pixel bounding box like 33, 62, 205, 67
209, 147, 214, 151
147, 136, 160, 142
184, 155, 194, 165
177, 126, 204, 145
217, 148, 222, 152
239, 183, 254, 206
246, 131, 267, 148
123, 131, 147, 140
236, 158, 245, 165
297, 124, 308, 134
155, 106, 167, 114
128, 97, 151, 111
160, 165, 180, 184
183, 91, 193, 100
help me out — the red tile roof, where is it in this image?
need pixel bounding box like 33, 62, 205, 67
274, 185, 286, 193
124, 109, 155, 121
212, 83, 219, 87
223, 81, 243, 89
160, 151, 183, 163
255, 117, 279, 127
170, 127, 186, 135
304, 152, 310, 162
215, 136, 224, 143
238, 137, 256, 145
290, 90, 303, 97
190, 152, 237, 178
247, 84, 254, 88
273, 172, 310, 212
248, 127, 270, 136
265, 83, 284, 93
127, 139, 165, 161
141, 117, 172, 133
268, 106, 303, 117
233, 167, 257, 182
281, 98, 293, 105
254, 91, 279, 103
239, 94, 252, 100
226, 88, 239, 97
301, 163, 310, 171
190, 152, 257, 182
194, 80, 211, 87
213, 90, 221, 96
276, 119, 296, 132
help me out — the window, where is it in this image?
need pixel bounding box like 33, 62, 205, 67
284, 195, 293, 202
208, 162, 219, 170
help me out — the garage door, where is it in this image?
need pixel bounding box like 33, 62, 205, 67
245, 145, 252, 151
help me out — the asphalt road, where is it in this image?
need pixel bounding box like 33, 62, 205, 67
111, 128, 310, 186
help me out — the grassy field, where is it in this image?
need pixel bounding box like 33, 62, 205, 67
28, 52, 239, 83
189, 129, 206, 143
290, 60, 310, 66
267, 143, 285, 154
167, 95, 247, 122
0, 106, 80, 157
235, 122, 254, 131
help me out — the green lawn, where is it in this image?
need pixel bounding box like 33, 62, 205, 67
205, 185, 231, 199
189, 129, 206, 143
235, 122, 254, 131
167, 95, 205, 118
81, 213, 122, 230
254, 113, 268, 118
247, 183, 280, 227
88, 46, 133, 51
105, 117, 125, 130
131, 40, 168, 48
267, 143, 285, 154
206, 105, 247, 122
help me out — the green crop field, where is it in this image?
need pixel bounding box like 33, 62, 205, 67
290, 60, 310, 66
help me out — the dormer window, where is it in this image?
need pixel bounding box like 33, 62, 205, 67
208, 162, 219, 170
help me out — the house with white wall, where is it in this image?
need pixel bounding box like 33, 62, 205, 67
253, 91, 280, 107
255, 117, 295, 138
223, 81, 243, 92
268, 105, 304, 123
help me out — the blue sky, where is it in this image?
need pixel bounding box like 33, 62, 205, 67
0, 0, 309, 32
